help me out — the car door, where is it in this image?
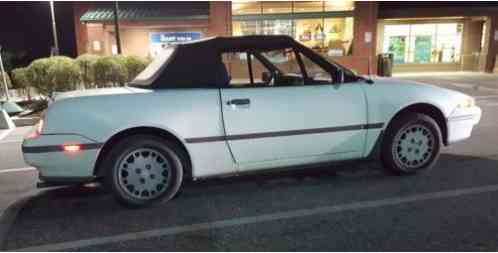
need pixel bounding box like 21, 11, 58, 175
220, 48, 368, 171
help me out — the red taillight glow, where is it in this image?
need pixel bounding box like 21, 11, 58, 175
25, 119, 44, 140
63, 144, 81, 152
36, 119, 44, 135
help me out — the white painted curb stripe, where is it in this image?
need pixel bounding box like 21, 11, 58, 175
0, 167, 36, 174
13, 184, 498, 252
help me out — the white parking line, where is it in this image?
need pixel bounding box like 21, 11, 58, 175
0, 140, 22, 145
0, 167, 35, 174
12, 184, 498, 252
0, 129, 13, 141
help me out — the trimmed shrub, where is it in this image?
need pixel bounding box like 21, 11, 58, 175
11, 67, 31, 100
26, 58, 52, 98
93, 56, 128, 87
75, 54, 99, 89
27, 56, 80, 98
47, 56, 81, 92
124, 55, 148, 82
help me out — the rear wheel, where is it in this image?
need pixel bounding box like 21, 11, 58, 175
104, 135, 184, 207
381, 113, 442, 175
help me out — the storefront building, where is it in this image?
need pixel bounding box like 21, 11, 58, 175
73, 2, 498, 74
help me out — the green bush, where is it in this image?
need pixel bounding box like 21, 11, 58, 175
11, 67, 31, 100
26, 56, 80, 98
93, 55, 128, 87
47, 56, 81, 92
124, 55, 148, 82
75, 54, 99, 89
26, 58, 52, 98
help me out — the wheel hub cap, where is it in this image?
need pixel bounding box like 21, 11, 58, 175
117, 148, 171, 200
392, 124, 435, 169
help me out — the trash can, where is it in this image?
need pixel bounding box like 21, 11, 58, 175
377, 53, 394, 77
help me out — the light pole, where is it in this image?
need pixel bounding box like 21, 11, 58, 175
0, 45, 10, 101
49, 1, 59, 55
113, 1, 122, 54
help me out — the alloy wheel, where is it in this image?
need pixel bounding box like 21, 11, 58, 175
117, 148, 171, 200
392, 124, 435, 169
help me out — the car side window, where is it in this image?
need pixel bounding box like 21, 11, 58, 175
221, 48, 334, 88
298, 52, 334, 84
222, 52, 272, 87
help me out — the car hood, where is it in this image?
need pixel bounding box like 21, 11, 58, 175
53, 87, 151, 101
373, 77, 472, 100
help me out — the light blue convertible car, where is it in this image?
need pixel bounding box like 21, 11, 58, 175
23, 35, 481, 206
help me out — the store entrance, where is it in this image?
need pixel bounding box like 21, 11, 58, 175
379, 18, 486, 73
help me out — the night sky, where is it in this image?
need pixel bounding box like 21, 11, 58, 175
0, 1, 76, 67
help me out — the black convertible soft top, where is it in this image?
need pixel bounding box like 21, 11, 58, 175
131, 35, 304, 89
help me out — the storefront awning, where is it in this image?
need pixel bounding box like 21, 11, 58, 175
80, 3, 210, 23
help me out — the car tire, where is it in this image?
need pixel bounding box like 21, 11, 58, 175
103, 135, 184, 207
381, 113, 442, 175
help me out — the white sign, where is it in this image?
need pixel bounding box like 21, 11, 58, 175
365, 32, 372, 43
92, 41, 101, 51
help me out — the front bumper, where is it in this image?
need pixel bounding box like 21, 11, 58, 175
447, 106, 482, 144
22, 133, 103, 180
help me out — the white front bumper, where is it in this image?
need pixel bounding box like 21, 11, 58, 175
447, 106, 482, 144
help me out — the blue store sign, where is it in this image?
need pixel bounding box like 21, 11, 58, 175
149, 32, 202, 57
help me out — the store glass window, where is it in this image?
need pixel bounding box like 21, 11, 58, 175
261, 1, 292, 14
233, 20, 260, 36
324, 0, 354, 11
261, 20, 294, 36
323, 17, 354, 56
383, 22, 463, 64
232, 2, 261, 15
232, 1, 355, 55
295, 19, 325, 49
293, 1, 324, 12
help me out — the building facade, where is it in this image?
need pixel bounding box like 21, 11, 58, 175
73, 1, 498, 74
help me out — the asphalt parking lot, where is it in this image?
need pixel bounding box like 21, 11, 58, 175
1, 72, 498, 251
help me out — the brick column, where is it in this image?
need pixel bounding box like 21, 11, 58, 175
462, 18, 484, 71
353, 2, 378, 75
207, 2, 232, 37
483, 15, 498, 72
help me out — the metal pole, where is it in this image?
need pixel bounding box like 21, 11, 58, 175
113, 1, 122, 54
49, 1, 59, 55
0, 45, 10, 101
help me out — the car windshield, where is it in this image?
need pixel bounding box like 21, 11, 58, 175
131, 47, 176, 85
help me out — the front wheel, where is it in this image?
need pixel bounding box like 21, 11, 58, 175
104, 135, 184, 207
381, 113, 442, 175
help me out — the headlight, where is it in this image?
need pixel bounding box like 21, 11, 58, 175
456, 97, 475, 109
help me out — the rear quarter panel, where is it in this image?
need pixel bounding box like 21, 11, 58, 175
43, 89, 235, 178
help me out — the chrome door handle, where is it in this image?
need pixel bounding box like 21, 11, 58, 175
226, 98, 250, 106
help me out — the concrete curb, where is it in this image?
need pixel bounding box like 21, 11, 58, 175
0, 109, 15, 130
0, 191, 38, 251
